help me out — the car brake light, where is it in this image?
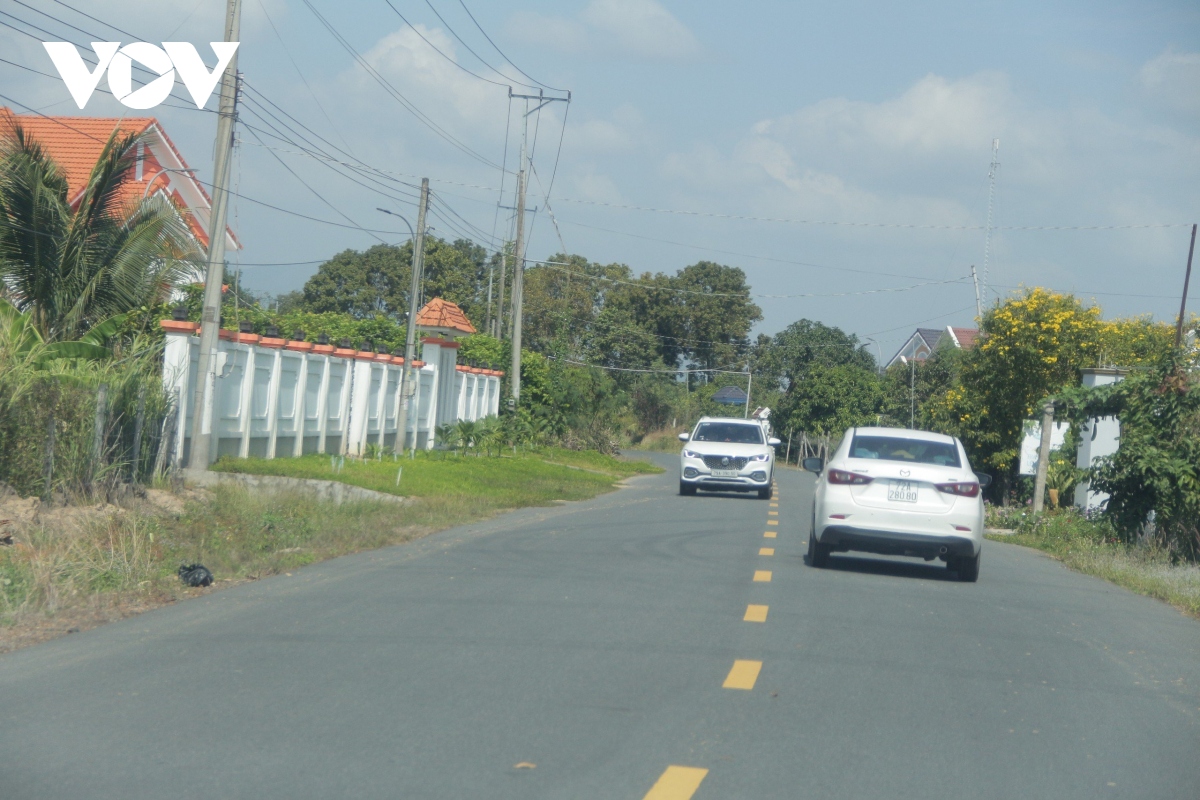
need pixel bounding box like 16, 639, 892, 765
827, 468, 873, 485
936, 482, 980, 497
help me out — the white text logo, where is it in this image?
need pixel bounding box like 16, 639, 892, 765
42, 42, 239, 110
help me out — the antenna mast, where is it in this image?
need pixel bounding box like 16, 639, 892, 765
981, 138, 1000, 309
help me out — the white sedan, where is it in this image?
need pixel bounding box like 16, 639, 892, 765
678, 416, 781, 499
803, 427, 990, 581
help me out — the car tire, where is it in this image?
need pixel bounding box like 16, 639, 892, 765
679, 481, 697, 496
808, 529, 830, 568
758, 483, 772, 499
955, 550, 981, 582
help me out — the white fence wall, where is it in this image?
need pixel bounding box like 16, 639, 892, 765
161, 323, 502, 463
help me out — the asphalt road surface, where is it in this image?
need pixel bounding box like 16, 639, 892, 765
3, 453, 1200, 799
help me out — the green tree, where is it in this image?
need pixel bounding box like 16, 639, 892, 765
671, 261, 761, 370
0, 124, 200, 341
879, 347, 964, 429
753, 318, 875, 393
778, 363, 883, 435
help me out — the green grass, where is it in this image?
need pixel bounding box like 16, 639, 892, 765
0, 448, 660, 648
213, 447, 659, 507
988, 511, 1200, 620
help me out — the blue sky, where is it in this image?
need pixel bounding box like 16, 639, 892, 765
2, 0, 1198, 360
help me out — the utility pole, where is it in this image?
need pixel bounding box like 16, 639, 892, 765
970, 264, 983, 319
509, 161, 527, 401
396, 179, 429, 456
1032, 400, 1056, 513
494, 249, 507, 339
1175, 223, 1197, 347
982, 138, 1000, 306
187, 0, 241, 470
506, 88, 569, 402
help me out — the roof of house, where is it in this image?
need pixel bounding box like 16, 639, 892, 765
885, 324, 981, 368
947, 326, 979, 349
0, 108, 237, 251
415, 297, 476, 335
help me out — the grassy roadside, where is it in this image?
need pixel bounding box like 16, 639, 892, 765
0, 448, 661, 651
986, 512, 1200, 620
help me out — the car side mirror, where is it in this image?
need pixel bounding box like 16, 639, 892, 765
802, 457, 824, 473
677, 432, 690, 442
768, 437, 781, 447
976, 473, 992, 487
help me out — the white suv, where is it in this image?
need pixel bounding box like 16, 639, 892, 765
678, 416, 781, 499
803, 427, 990, 582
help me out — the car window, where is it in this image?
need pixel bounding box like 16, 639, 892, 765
692, 422, 764, 444
849, 434, 961, 467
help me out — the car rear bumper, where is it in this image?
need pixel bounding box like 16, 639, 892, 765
817, 525, 979, 559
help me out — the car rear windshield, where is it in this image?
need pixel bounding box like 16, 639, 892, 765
849, 434, 961, 467
692, 422, 764, 444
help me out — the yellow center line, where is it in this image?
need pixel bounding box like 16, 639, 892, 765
768, 511, 778, 516
753, 570, 772, 582
744, 604, 768, 622
759, 547, 774, 556
763, 530, 777, 538
769, 502, 778, 507
643, 766, 709, 799
723, 659, 763, 690
766, 520, 778, 526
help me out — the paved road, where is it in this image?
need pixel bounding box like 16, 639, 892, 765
3, 453, 1200, 799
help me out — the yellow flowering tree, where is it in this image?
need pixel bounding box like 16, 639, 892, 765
927, 288, 1174, 494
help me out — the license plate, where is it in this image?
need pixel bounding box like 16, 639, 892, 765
711, 469, 739, 478
888, 480, 918, 502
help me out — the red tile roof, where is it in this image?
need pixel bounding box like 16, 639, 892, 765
948, 327, 980, 349
415, 297, 476, 335
0, 108, 236, 251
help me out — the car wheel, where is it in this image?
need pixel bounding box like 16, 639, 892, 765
758, 483, 772, 499
808, 529, 829, 568
679, 481, 697, 496
955, 550, 981, 582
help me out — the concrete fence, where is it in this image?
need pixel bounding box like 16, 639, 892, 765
161, 321, 502, 464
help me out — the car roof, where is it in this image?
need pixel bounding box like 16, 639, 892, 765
696, 417, 760, 425
850, 426, 958, 444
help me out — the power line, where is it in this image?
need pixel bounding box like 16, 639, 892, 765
298, 0, 507, 172
454, 0, 564, 92
381, 0, 513, 89
552, 196, 1193, 232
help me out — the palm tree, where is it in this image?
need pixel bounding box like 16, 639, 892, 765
0, 122, 201, 342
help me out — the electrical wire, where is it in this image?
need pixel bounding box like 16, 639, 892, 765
381, 0, 513, 89
454, 0, 565, 92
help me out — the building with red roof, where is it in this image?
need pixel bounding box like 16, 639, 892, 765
0, 107, 238, 253
886, 325, 980, 369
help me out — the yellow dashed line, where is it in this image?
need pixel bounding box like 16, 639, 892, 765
764, 531, 777, 538
766, 520, 778, 526
759, 547, 774, 556
744, 604, 768, 622
768, 511, 778, 516
643, 766, 709, 799
723, 659, 763, 690
769, 502, 778, 507
753, 570, 772, 582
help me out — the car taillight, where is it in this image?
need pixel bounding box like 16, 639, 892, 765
828, 468, 873, 485
936, 482, 980, 497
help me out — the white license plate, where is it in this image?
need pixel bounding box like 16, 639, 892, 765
888, 480, 918, 502
711, 469, 740, 478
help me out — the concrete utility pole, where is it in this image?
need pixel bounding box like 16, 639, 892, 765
1175, 223, 1196, 347
494, 249, 507, 339
509, 150, 527, 401
187, 0, 241, 470
1032, 400, 1056, 513
396, 179, 429, 456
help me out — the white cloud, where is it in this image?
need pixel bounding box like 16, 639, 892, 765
506, 0, 701, 61
1139, 49, 1200, 115
580, 0, 701, 61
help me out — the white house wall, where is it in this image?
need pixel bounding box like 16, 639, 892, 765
162, 328, 501, 464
